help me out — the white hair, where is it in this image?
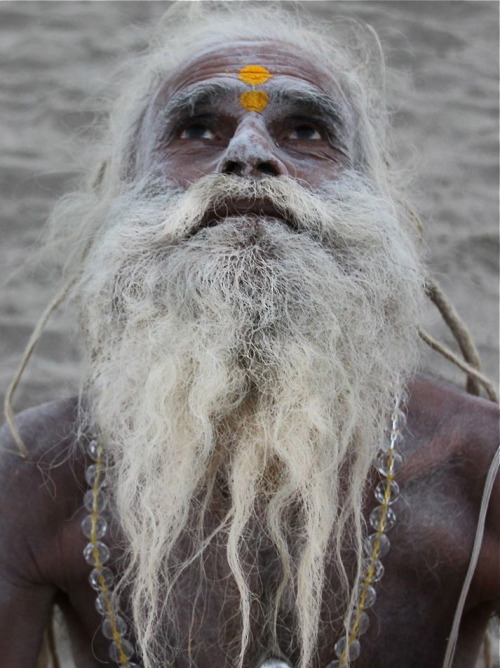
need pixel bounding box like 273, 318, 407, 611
43, 4, 426, 667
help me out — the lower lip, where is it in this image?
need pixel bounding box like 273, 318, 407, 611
199, 215, 293, 232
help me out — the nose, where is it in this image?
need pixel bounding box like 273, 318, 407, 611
217, 118, 287, 178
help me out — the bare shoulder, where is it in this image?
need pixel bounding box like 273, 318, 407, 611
403, 374, 499, 520
405, 374, 499, 469
0, 395, 83, 498
404, 374, 500, 609
0, 397, 86, 587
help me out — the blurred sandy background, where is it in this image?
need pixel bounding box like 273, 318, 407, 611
0, 1, 498, 666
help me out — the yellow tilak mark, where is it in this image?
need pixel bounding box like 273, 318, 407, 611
240, 89, 269, 112
238, 65, 271, 112
238, 64, 272, 85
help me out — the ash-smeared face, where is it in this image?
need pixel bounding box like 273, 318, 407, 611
81, 38, 387, 325
133, 41, 356, 190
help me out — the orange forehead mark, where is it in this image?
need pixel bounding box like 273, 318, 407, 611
238, 65, 272, 112
240, 90, 269, 112
238, 64, 272, 85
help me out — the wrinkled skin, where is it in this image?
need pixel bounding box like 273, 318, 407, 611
134, 42, 355, 186
0, 43, 499, 667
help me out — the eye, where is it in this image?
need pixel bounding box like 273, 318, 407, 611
180, 123, 215, 140
288, 124, 322, 141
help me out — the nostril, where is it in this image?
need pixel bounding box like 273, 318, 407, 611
257, 161, 278, 176
223, 160, 243, 176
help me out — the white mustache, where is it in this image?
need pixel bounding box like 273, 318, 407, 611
130, 172, 351, 243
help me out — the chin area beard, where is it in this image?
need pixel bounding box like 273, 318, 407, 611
76, 172, 424, 668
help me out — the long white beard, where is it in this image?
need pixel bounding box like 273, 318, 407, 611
77, 172, 424, 668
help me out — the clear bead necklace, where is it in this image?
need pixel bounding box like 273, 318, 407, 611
82, 391, 404, 668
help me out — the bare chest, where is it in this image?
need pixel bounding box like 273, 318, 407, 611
59, 479, 486, 668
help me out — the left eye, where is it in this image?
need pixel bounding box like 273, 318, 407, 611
288, 125, 322, 141
180, 123, 215, 140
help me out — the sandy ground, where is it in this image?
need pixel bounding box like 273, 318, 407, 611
0, 2, 498, 666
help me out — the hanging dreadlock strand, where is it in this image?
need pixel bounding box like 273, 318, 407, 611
424, 276, 484, 396
418, 328, 498, 402
4, 278, 75, 458
47, 609, 60, 668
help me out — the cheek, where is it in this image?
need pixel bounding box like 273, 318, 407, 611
155, 147, 222, 187
289, 156, 345, 188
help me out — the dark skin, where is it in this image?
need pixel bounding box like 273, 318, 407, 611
135, 42, 355, 185
0, 377, 499, 667
1, 43, 499, 667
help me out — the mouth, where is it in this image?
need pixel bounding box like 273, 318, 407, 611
191, 198, 298, 236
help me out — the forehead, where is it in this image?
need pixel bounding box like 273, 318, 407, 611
158, 40, 342, 102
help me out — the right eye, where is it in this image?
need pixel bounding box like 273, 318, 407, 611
287, 124, 322, 141
180, 123, 215, 140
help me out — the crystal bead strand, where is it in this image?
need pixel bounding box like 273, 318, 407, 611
327, 389, 404, 668
84, 389, 404, 668
82, 438, 140, 667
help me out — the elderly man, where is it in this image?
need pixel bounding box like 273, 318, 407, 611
0, 4, 498, 668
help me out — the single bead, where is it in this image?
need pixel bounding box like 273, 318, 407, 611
389, 432, 402, 450
89, 567, 114, 592
363, 532, 390, 559
95, 593, 107, 616
348, 610, 370, 637
371, 560, 384, 582
102, 614, 128, 639
356, 612, 370, 636
87, 439, 100, 461
375, 451, 402, 477
85, 464, 107, 488
84, 489, 108, 513
83, 541, 110, 566
109, 637, 135, 661
380, 429, 403, 452
334, 637, 361, 661
81, 514, 108, 540
363, 585, 377, 609
369, 506, 397, 532
374, 480, 400, 505
259, 661, 292, 668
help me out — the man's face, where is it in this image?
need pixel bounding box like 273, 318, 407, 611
138, 41, 354, 189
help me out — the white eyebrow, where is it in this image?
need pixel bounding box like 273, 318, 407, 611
153, 79, 351, 159
270, 85, 347, 128
162, 81, 345, 123
162, 82, 234, 120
